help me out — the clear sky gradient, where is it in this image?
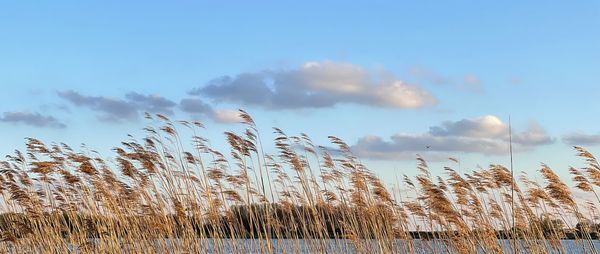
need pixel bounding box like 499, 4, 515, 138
1, 1, 599, 183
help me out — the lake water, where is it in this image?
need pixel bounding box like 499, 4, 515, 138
190, 239, 600, 253
129, 239, 600, 253
5, 239, 600, 253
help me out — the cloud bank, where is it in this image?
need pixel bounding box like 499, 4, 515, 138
563, 133, 600, 146
58, 90, 177, 122
352, 115, 554, 160
50, 62, 444, 125
192, 61, 437, 110
57, 90, 243, 124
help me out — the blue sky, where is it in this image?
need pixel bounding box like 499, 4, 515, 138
1, 1, 599, 183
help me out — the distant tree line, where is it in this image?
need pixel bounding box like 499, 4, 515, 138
1, 206, 596, 240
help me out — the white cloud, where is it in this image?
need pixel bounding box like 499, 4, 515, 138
211, 110, 244, 124
429, 115, 507, 138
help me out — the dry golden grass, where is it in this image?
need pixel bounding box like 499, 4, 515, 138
0, 111, 598, 253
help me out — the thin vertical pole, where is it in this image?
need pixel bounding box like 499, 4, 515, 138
509, 116, 516, 253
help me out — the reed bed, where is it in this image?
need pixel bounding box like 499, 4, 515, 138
0, 110, 599, 253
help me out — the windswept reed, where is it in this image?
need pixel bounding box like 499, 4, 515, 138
0, 111, 598, 253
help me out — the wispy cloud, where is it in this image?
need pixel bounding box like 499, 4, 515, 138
409, 66, 484, 93
0, 112, 66, 128
409, 66, 449, 85
352, 115, 553, 160
191, 61, 437, 110
462, 74, 483, 93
